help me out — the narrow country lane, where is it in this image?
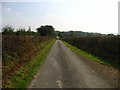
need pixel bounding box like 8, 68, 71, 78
29, 40, 118, 88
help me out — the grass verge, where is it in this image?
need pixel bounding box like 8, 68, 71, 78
63, 41, 113, 67
4, 39, 56, 89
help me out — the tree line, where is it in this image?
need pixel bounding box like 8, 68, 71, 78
57, 31, 117, 38
2, 25, 57, 38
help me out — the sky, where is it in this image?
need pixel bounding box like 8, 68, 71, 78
0, 0, 119, 34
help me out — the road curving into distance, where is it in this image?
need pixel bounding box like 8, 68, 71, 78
29, 40, 118, 88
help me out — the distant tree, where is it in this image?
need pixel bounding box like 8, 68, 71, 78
58, 32, 62, 38
16, 28, 26, 35
27, 26, 32, 35
36, 25, 56, 37
70, 31, 74, 37
28, 26, 31, 32
2, 25, 15, 35
107, 34, 114, 37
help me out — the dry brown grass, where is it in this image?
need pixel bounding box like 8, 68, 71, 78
2, 35, 52, 82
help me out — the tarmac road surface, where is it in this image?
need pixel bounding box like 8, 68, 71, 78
29, 40, 118, 88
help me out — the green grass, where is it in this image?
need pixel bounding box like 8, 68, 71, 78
4, 39, 55, 89
63, 41, 112, 66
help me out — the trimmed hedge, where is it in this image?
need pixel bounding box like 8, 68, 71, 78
63, 36, 120, 69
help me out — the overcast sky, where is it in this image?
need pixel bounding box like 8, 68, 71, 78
0, 0, 119, 34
